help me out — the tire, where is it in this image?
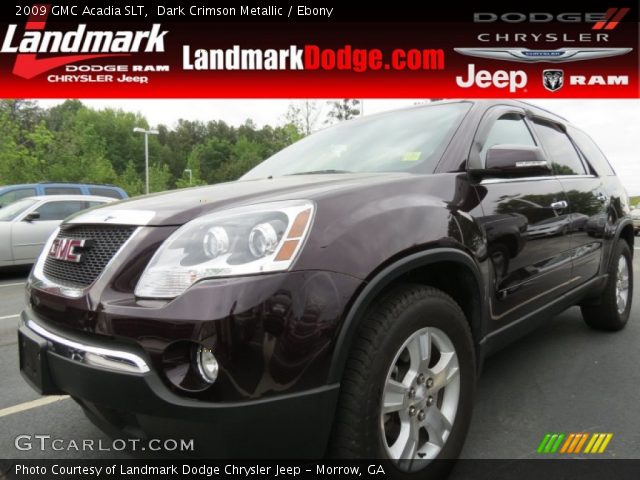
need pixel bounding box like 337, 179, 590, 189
581, 240, 633, 331
330, 285, 475, 479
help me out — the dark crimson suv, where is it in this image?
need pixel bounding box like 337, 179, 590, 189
19, 101, 634, 477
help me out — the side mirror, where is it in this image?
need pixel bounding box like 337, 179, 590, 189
472, 145, 551, 178
24, 211, 40, 222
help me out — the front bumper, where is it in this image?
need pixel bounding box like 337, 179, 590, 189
18, 312, 340, 458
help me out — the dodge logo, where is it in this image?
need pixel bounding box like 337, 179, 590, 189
543, 69, 564, 92
48, 238, 89, 263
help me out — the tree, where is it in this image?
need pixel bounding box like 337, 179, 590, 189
284, 100, 322, 135
0, 100, 304, 197
325, 99, 361, 124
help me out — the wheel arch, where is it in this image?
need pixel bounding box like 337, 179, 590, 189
327, 248, 486, 383
618, 222, 635, 258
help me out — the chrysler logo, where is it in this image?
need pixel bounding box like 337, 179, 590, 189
543, 69, 564, 92
48, 238, 90, 263
454, 47, 633, 63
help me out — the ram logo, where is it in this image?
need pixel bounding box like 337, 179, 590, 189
543, 69, 564, 92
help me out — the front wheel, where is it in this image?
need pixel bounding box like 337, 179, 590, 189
330, 285, 475, 479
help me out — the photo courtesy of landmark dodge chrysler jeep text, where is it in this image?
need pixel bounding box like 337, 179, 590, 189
19, 101, 634, 478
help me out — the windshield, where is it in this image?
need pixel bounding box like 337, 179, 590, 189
242, 102, 471, 179
0, 198, 37, 221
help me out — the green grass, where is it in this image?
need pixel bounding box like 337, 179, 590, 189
631, 196, 640, 208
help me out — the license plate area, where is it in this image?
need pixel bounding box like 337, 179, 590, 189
18, 326, 60, 394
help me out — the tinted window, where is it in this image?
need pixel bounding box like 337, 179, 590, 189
0, 188, 36, 207
89, 187, 123, 199
35, 201, 87, 221
44, 187, 82, 195
567, 126, 615, 176
532, 120, 586, 175
480, 115, 536, 164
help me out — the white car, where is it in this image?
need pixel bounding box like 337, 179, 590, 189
0, 195, 115, 267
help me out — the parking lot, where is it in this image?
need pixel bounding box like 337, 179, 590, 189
0, 251, 639, 461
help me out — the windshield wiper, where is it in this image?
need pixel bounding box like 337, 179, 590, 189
287, 169, 352, 175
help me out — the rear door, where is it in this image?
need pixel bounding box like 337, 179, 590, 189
530, 119, 607, 285
12, 200, 88, 261
469, 106, 573, 326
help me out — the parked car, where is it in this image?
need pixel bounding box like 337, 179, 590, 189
0, 182, 127, 207
18, 101, 634, 478
0, 195, 115, 267
632, 208, 640, 235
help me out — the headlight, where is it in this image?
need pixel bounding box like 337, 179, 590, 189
135, 200, 315, 298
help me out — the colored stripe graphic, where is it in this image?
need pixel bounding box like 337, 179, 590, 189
574, 433, 588, 453
593, 8, 618, 30
560, 433, 575, 453
538, 433, 613, 454
604, 7, 630, 30
592, 7, 630, 30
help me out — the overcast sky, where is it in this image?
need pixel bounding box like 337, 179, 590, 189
36, 98, 640, 196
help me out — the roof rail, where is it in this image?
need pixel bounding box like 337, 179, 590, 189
36, 181, 120, 187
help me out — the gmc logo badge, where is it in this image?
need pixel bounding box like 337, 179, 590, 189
48, 238, 89, 263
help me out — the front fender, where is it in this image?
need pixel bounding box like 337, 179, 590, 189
326, 247, 484, 383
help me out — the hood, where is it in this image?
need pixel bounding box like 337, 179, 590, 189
65, 173, 411, 226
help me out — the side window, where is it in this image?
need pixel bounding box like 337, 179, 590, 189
44, 187, 82, 195
567, 127, 615, 176
480, 114, 536, 164
89, 187, 123, 199
531, 120, 586, 175
34, 201, 86, 221
0, 188, 36, 207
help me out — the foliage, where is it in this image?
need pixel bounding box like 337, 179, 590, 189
0, 100, 303, 196
325, 99, 361, 123
284, 101, 323, 136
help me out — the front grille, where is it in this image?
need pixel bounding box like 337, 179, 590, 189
43, 225, 137, 288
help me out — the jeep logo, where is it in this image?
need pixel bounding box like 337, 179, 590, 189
456, 64, 528, 93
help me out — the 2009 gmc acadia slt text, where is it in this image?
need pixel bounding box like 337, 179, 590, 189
19, 100, 634, 479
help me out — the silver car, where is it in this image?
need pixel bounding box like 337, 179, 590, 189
0, 195, 114, 267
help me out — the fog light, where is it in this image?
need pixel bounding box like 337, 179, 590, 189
196, 346, 218, 384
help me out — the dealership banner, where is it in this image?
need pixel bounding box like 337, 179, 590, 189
0, 1, 637, 98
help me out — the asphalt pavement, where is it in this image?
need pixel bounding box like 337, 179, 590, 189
0, 254, 639, 461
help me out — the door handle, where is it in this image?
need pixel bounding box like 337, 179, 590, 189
550, 200, 568, 210
596, 192, 608, 203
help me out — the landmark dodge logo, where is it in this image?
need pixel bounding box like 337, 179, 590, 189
1, 8, 167, 79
